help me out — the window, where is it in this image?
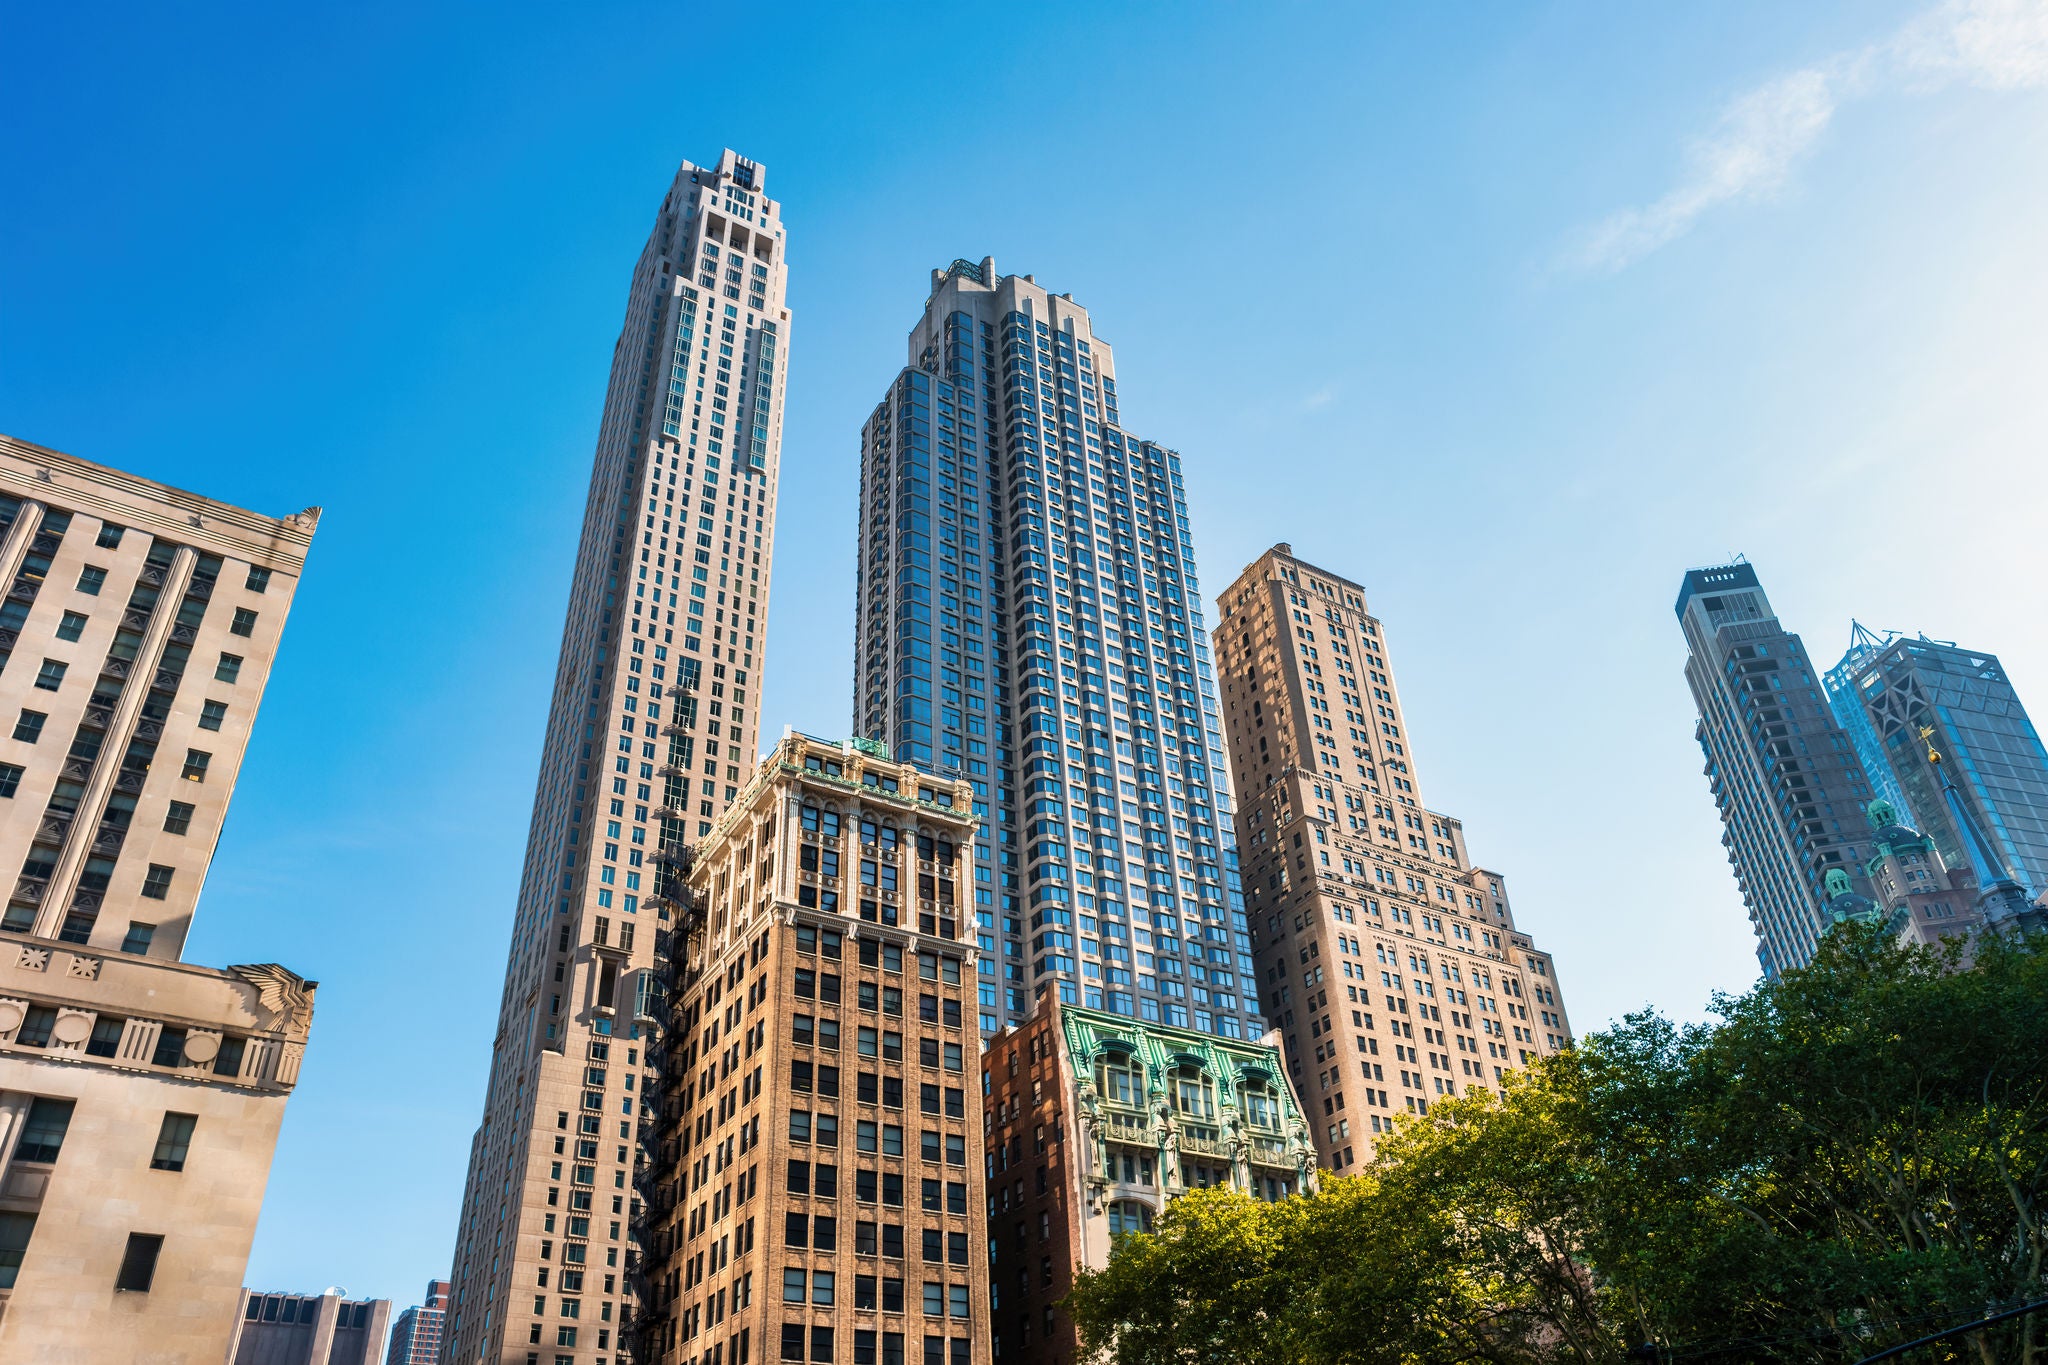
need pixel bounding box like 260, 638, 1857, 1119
86, 1016, 125, 1057
14, 710, 46, 743
96, 523, 126, 548
812, 1326, 835, 1362
215, 653, 242, 683
141, 865, 174, 900
783, 1268, 806, 1302
151, 1113, 197, 1171
77, 566, 106, 595
182, 750, 210, 782
245, 566, 272, 593
121, 923, 155, 955
152, 1027, 187, 1068
198, 701, 227, 731
55, 611, 86, 642
213, 1035, 245, 1078
17, 1099, 75, 1163
783, 1325, 807, 1361
163, 802, 194, 835
230, 608, 257, 637
34, 660, 66, 691
15, 1007, 56, 1047
115, 1233, 163, 1292
0, 1213, 35, 1289
0, 763, 20, 798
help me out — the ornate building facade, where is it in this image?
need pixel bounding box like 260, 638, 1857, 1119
981, 1002, 1313, 1365
636, 734, 989, 1365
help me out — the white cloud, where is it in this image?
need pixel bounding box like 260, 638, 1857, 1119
1570, 0, 2048, 272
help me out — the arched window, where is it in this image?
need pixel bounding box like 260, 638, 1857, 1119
1107, 1201, 1154, 1236
1096, 1053, 1143, 1107
1172, 1064, 1215, 1121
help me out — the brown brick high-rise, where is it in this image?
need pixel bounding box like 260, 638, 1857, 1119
1214, 545, 1575, 1173
637, 733, 989, 1365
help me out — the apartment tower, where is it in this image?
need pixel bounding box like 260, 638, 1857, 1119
445, 150, 790, 1365
1676, 562, 1883, 975
852, 261, 1255, 1044
635, 733, 988, 1365
386, 1280, 452, 1365
1214, 545, 1573, 1172
0, 434, 320, 1361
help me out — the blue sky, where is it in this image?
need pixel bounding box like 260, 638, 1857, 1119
7, 0, 2047, 1310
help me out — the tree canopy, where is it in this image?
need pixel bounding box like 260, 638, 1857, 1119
1067, 925, 2048, 1364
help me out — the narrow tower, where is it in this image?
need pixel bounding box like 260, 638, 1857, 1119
444, 150, 790, 1365
852, 261, 1255, 1043
1214, 545, 1573, 1172
1675, 561, 1879, 975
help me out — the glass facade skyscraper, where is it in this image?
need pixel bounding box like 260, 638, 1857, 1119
1828, 631, 2048, 899
852, 258, 1256, 1041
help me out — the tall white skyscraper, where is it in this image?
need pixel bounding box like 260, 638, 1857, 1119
852, 261, 1256, 1041
445, 150, 789, 1365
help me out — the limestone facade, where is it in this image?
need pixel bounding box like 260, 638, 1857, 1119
0, 946, 315, 1362
0, 435, 319, 1363
446, 148, 790, 1365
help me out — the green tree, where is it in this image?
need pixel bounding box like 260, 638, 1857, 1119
1067, 926, 2048, 1365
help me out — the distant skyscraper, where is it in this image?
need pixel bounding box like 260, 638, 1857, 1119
1676, 562, 1882, 975
0, 434, 320, 1364
1827, 627, 2048, 902
228, 1289, 391, 1365
445, 150, 790, 1365
852, 259, 1254, 1042
1215, 545, 1574, 1171
384, 1279, 449, 1365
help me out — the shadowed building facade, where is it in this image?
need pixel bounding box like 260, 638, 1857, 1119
1214, 545, 1574, 1173
444, 149, 790, 1365
0, 434, 319, 1362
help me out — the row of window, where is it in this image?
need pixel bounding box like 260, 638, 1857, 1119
7, 1011, 246, 1074
780, 1325, 971, 1365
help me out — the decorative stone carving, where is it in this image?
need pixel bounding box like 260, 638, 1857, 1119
182, 1030, 221, 1064
50, 1010, 92, 1046
15, 945, 49, 972
0, 999, 25, 1034
65, 953, 101, 980
227, 963, 316, 1034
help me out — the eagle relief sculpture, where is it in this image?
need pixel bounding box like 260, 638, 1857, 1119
228, 963, 317, 1035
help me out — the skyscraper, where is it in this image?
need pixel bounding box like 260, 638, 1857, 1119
0, 434, 320, 1362
445, 150, 790, 1365
852, 260, 1255, 1043
1827, 628, 2048, 903
1214, 545, 1573, 1172
1676, 561, 1881, 976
